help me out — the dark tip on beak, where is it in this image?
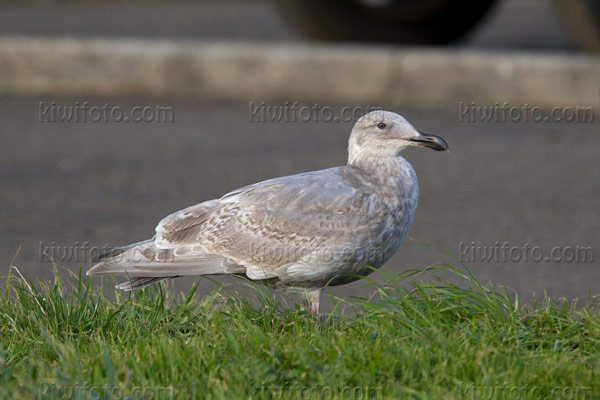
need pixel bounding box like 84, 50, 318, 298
408, 131, 449, 152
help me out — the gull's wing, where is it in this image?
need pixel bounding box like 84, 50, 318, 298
155, 167, 390, 278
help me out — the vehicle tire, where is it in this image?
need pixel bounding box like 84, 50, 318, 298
273, 0, 497, 44
551, 0, 600, 52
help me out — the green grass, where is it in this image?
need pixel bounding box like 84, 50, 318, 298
1, 263, 599, 400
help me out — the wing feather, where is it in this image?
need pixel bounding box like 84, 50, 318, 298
153, 167, 388, 282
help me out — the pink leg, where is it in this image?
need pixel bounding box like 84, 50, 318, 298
307, 288, 323, 320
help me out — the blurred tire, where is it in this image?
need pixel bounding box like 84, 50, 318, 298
273, 0, 496, 44
551, 0, 600, 52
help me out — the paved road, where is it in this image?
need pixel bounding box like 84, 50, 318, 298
0, 0, 574, 51
1, 96, 598, 310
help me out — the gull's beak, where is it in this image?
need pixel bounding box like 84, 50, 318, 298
406, 131, 449, 152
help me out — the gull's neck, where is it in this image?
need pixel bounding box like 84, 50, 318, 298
348, 153, 416, 188
347, 153, 419, 227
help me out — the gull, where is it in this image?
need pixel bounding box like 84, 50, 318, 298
87, 110, 448, 317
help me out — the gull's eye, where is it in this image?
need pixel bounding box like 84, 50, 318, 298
377, 122, 387, 130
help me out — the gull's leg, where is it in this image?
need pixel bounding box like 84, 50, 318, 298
307, 288, 323, 320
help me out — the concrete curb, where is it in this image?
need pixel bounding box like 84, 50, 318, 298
0, 36, 598, 109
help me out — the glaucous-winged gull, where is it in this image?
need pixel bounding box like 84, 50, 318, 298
87, 110, 449, 317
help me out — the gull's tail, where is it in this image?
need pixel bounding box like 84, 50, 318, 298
86, 238, 244, 290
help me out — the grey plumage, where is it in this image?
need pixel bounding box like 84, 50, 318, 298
87, 110, 448, 317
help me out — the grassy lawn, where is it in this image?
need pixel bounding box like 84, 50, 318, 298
0, 263, 599, 399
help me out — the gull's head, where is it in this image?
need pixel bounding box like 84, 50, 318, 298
348, 110, 448, 163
